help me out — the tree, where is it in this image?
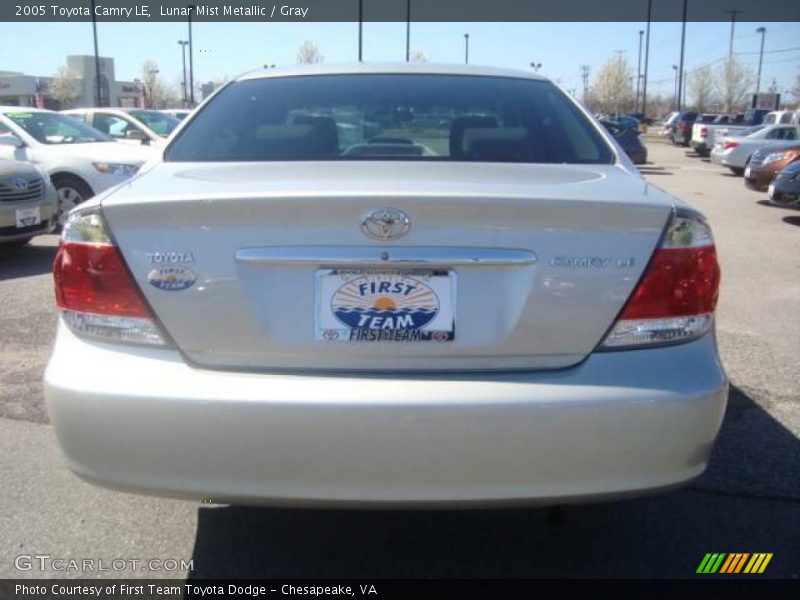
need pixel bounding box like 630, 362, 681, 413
296, 41, 323, 64
409, 51, 430, 63
49, 66, 79, 109
140, 59, 178, 109
767, 77, 780, 94
718, 56, 753, 113
689, 65, 717, 112
590, 53, 634, 115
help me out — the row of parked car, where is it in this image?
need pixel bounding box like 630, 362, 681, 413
0, 106, 192, 245
660, 108, 800, 208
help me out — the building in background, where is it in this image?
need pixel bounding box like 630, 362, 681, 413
0, 56, 141, 109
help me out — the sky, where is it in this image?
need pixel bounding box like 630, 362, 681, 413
1, 20, 799, 102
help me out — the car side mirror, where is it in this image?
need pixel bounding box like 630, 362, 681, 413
0, 133, 24, 148
125, 129, 148, 142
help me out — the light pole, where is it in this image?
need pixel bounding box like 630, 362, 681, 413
464, 33, 469, 65
187, 5, 195, 106
676, 0, 688, 112
178, 40, 189, 107
641, 0, 652, 117
636, 30, 644, 113
358, 0, 363, 62
530, 62, 542, 73
672, 65, 679, 111
755, 26, 767, 95
405, 0, 411, 62
90, 0, 102, 107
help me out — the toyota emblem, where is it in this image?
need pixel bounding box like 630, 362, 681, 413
360, 208, 411, 241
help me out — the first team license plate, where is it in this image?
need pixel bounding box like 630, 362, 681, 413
316, 269, 455, 342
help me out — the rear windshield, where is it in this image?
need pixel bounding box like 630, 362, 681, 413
165, 74, 614, 164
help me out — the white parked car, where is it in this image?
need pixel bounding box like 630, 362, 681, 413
160, 109, 192, 121
62, 108, 181, 146
710, 124, 800, 175
45, 64, 727, 506
0, 158, 58, 244
0, 107, 154, 225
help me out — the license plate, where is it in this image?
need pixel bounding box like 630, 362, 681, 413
316, 269, 456, 342
15, 206, 41, 228
744, 167, 751, 178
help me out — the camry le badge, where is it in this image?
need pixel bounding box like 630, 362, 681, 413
361, 208, 411, 241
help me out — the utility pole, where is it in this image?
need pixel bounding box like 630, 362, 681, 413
580, 65, 590, 105
676, 0, 688, 112
636, 30, 644, 113
724, 9, 743, 58
641, 0, 652, 117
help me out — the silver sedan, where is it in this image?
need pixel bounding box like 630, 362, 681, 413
45, 64, 727, 506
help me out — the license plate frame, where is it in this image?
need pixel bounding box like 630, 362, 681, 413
315, 268, 456, 342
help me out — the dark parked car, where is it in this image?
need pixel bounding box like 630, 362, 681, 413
768, 159, 800, 207
671, 111, 700, 146
601, 120, 647, 165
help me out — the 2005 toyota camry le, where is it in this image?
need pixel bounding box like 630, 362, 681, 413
45, 64, 727, 506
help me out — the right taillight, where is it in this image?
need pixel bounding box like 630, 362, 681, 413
53, 210, 168, 346
700, 127, 708, 138
722, 141, 739, 150
600, 209, 720, 350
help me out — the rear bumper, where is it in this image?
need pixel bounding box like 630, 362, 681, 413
45, 323, 728, 506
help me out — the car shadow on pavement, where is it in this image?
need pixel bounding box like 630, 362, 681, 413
638, 166, 673, 176
186, 385, 798, 579
0, 242, 56, 281
782, 216, 800, 227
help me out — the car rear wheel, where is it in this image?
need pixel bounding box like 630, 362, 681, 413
730, 167, 744, 176
53, 175, 93, 228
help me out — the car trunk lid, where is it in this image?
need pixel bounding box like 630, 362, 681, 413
101, 161, 673, 372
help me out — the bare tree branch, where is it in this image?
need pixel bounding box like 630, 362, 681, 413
297, 41, 324, 65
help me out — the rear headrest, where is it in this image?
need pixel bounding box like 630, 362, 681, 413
461, 127, 529, 162
252, 115, 339, 158
450, 115, 498, 158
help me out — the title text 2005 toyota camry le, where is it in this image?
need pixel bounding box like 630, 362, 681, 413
45, 65, 726, 505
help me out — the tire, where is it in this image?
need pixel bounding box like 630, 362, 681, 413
52, 175, 93, 228
730, 167, 744, 176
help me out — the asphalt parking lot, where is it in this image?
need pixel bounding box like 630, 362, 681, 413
0, 138, 798, 579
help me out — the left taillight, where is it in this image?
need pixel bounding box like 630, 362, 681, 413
53, 210, 168, 346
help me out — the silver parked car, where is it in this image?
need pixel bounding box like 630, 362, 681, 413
45, 64, 727, 506
0, 158, 57, 245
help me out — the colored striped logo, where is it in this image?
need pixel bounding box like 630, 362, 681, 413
696, 553, 773, 574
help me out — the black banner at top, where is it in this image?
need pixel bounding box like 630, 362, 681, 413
3, 0, 800, 22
